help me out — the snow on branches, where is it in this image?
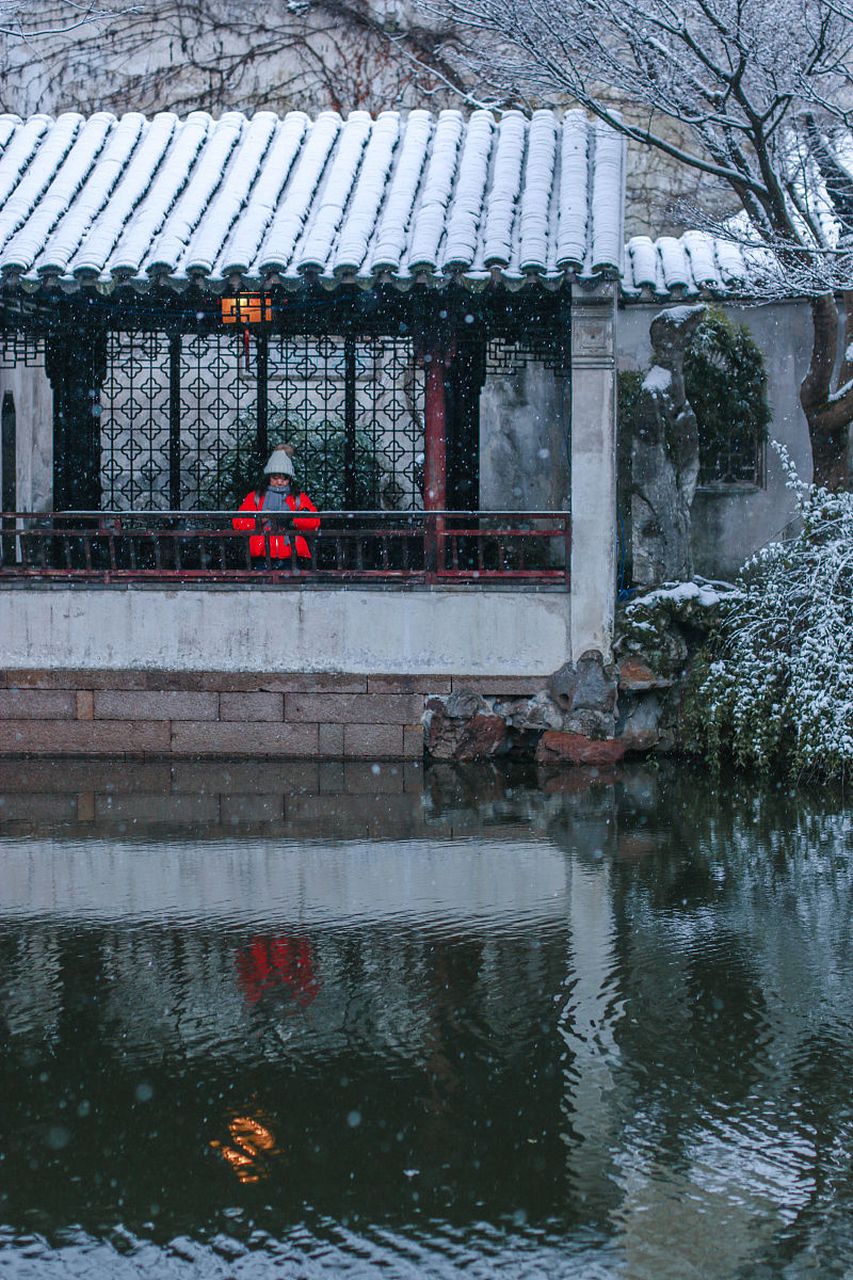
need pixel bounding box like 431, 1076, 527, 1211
697, 446, 853, 780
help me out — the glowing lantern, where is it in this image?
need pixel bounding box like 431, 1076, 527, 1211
220, 293, 273, 369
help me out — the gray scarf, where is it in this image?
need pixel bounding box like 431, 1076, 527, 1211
261, 487, 290, 512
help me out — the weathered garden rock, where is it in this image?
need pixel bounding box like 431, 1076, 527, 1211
425, 703, 508, 760
547, 649, 619, 742
496, 690, 565, 732
535, 731, 626, 766
630, 304, 706, 587
616, 692, 667, 752
444, 688, 492, 719
618, 657, 673, 691
454, 714, 508, 760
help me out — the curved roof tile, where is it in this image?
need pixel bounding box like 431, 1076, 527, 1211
0, 107, 627, 290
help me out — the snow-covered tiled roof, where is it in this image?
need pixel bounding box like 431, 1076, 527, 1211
0, 106, 627, 290
622, 231, 755, 300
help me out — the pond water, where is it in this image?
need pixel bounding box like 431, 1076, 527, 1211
0, 759, 851, 1278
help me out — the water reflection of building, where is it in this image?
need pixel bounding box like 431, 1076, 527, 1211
1, 764, 852, 1278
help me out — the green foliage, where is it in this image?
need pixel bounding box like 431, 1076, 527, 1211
279, 415, 385, 511
617, 369, 644, 432
195, 425, 265, 511
617, 309, 771, 488
684, 307, 771, 485
197, 413, 386, 510
694, 449, 853, 781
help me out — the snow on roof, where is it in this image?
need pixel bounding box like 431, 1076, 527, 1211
0, 106, 627, 290
622, 230, 761, 300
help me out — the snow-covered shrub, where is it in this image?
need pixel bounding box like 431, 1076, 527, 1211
697, 448, 853, 779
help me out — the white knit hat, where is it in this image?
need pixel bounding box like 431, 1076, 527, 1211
264, 443, 295, 477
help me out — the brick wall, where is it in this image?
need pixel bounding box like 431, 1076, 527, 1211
0, 670, 545, 759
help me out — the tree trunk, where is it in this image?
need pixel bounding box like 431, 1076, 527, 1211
800, 294, 853, 491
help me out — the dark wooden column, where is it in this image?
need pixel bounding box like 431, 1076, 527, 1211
446, 337, 486, 511
424, 353, 448, 511
46, 325, 108, 511
169, 334, 182, 510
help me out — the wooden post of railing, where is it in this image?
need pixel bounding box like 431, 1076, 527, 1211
424, 354, 447, 577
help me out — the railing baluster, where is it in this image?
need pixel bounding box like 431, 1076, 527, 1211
0, 510, 570, 586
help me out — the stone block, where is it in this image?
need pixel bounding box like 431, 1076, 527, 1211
403, 725, 424, 758
3, 669, 150, 690
367, 675, 452, 694
261, 674, 368, 693
220, 692, 284, 722
286, 693, 422, 724
535, 731, 625, 766
76, 792, 96, 823
0, 720, 171, 756
342, 723, 404, 758
550, 650, 617, 713
94, 690, 219, 721
318, 722, 344, 756
143, 671, 229, 691
450, 676, 546, 695
0, 690, 76, 719
170, 720, 320, 757
76, 690, 95, 720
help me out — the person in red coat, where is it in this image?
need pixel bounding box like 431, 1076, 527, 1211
233, 443, 320, 563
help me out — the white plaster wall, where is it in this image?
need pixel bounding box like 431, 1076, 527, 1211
0, 363, 53, 511
0, 585, 572, 674
616, 301, 813, 579
479, 361, 569, 512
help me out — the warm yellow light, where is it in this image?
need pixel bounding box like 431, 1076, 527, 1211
210, 1114, 279, 1183
221, 294, 272, 325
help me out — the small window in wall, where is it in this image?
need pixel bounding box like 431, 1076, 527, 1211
685, 309, 770, 489
1, 391, 14, 511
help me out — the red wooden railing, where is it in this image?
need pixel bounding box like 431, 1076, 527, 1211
0, 511, 570, 586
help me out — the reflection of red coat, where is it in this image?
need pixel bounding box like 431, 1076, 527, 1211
233, 490, 320, 560
236, 936, 320, 1009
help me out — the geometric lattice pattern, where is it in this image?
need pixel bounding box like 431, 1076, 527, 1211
101, 331, 171, 510
180, 332, 254, 508
99, 329, 425, 512
268, 336, 425, 510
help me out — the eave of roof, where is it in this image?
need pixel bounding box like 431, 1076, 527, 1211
0, 106, 627, 294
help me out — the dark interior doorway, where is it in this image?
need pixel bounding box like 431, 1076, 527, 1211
1, 390, 16, 563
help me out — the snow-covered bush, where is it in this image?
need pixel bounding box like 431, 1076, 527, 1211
697, 449, 853, 780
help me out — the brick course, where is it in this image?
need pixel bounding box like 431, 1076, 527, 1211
0, 670, 541, 759
0, 720, 171, 755
94, 690, 219, 721
286, 692, 422, 724
220, 692, 283, 721
170, 720, 320, 757
0, 690, 77, 719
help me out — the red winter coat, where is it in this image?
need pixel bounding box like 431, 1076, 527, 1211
233, 489, 320, 560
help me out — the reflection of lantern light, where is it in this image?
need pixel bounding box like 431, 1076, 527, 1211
210, 1114, 278, 1184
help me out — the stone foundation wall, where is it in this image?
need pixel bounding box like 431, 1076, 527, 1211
0, 669, 546, 759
